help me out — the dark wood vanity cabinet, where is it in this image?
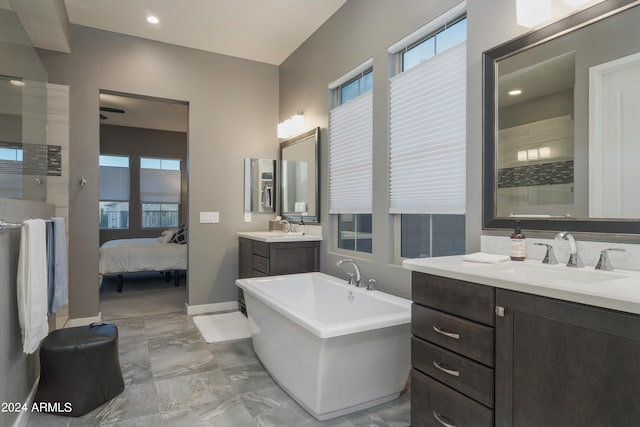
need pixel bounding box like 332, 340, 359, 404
495, 289, 640, 427
238, 237, 320, 312
411, 272, 495, 426
411, 270, 640, 426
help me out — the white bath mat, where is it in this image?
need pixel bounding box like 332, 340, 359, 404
193, 311, 251, 343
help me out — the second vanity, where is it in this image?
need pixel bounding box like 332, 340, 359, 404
237, 230, 321, 313
404, 256, 640, 426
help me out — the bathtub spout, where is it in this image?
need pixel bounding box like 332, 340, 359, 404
336, 258, 361, 287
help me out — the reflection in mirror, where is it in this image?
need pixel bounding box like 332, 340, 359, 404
244, 158, 276, 213
483, 0, 640, 234
280, 127, 320, 223
1, 8, 49, 202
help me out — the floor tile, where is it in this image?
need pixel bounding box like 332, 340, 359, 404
121, 358, 154, 387
222, 361, 278, 395
101, 413, 163, 427
161, 396, 257, 427
207, 338, 259, 369
150, 348, 218, 381
26, 411, 71, 427
154, 369, 234, 412
68, 382, 159, 426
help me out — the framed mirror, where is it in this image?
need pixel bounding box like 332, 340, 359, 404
280, 127, 320, 223
483, 0, 640, 234
244, 158, 276, 213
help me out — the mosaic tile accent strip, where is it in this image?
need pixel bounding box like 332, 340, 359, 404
47, 145, 62, 176
498, 160, 574, 188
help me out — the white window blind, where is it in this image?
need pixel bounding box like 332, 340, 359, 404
329, 91, 373, 214
140, 168, 181, 203
389, 41, 466, 214
99, 166, 130, 201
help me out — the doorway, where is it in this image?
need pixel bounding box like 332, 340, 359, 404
98, 90, 189, 320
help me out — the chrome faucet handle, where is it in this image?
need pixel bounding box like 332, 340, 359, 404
345, 272, 355, 286
366, 279, 376, 291
534, 243, 558, 265
595, 248, 626, 271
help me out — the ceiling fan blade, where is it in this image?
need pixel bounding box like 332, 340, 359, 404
100, 106, 125, 114
100, 113, 107, 120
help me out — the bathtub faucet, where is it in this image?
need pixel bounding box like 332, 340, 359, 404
336, 258, 361, 287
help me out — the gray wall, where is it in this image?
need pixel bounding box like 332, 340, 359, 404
99, 124, 188, 244
279, 0, 533, 299
39, 25, 279, 317
0, 198, 54, 427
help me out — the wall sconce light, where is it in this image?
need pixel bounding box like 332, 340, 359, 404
518, 147, 552, 161
277, 114, 305, 139
516, 0, 552, 27
539, 146, 551, 158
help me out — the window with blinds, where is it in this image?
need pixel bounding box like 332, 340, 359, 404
140, 157, 181, 228
99, 154, 130, 230
328, 63, 373, 253
388, 6, 467, 259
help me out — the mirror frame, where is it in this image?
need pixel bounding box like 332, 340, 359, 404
279, 127, 320, 223
483, 0, 640, 234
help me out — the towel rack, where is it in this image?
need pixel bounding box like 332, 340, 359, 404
0, 219, 51, 233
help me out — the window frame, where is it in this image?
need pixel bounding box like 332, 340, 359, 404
329, 62, 374, 256
389, 4, 468, 262
99, 154, 131, 230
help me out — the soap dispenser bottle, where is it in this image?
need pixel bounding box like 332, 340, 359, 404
510, 221, 526, 261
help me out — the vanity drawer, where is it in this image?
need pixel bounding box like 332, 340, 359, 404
252, 240, 270, 258
412, 337, 494, 408
252, 255, 269, 274
412, 368, 493, 427
412, 271, 495, 326
412, 304, 494, 367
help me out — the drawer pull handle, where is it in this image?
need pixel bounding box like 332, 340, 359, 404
433, 361, 460, 377
433, 411, 457, 427
433, 325, 460, 340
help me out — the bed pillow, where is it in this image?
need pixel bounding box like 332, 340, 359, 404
158, 229, 177, 243
171, 224, 188, 244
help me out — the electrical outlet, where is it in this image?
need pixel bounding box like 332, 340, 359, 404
244, 212, 252, 222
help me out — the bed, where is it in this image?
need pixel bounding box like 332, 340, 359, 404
99, 237, 187, 292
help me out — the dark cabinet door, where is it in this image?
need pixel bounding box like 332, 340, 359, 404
495, 289, 640, 427
269, 241, 319, 275
238, 238, 253, 279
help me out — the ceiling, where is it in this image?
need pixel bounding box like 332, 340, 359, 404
2, 0, 347, 132
2, 0, 348, 65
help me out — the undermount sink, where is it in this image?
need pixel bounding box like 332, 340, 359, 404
237, 230, 321, 243
487, 261, 629, 285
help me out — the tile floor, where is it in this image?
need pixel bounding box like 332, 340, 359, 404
27, 311, 410, 426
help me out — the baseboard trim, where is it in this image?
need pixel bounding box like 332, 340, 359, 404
65, 312, 102, 327
186, 301, 238, 316
13, 378, 38, 427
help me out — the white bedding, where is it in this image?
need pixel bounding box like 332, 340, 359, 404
99, 238, 187, 278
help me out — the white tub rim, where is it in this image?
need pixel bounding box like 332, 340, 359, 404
236, 272, 411, 339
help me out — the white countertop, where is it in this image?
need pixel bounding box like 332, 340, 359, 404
403, 255, 640, 315
237, 230, 322, 243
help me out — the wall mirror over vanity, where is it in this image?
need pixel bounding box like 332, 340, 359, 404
483, 0, 640, 234
280, 127, 320, 223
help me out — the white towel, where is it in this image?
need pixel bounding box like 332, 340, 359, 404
17, 219, 49, 354
462, 252, 510, 264
51, 217, 68, 313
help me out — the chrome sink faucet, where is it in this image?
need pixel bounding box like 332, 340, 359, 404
337, 258, 361, 287
595, 248, 626, 271
279, 220, 291, 233
555, 231, 584, 268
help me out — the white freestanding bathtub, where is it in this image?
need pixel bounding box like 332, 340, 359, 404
235, 272, 411, 421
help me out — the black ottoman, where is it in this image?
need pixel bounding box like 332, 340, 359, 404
35, 323, 125, 417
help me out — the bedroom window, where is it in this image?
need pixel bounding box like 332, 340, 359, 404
329, 60, 374, 254
388, 4, 467, 260
99, 155, 130, 230
140, 157, 181, 228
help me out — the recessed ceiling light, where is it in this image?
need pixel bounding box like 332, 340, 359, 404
509, 89, 522, 96
10, 79, 25, 87
147, 15, 159, 24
